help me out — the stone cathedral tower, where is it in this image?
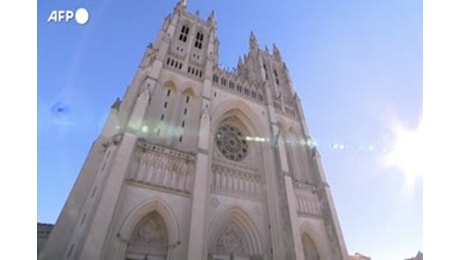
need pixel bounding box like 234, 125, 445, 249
39, 1, 348, 259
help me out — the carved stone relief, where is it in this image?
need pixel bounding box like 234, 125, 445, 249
131, 213, 167, 247
295, 188, 322, 217
211, 163, 262, 199
215, 225, 247, 255
126, 212, 168, 259
128, 146, 194, 194
211, 197, 220, 209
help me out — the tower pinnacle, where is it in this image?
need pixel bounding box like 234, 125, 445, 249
250, 31, 258, 50
174, 0, 187, 12
208, 10, 216, 26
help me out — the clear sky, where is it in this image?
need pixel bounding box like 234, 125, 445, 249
38, 0, 422, 259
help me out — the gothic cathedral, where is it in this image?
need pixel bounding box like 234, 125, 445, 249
39, 1, 348, 259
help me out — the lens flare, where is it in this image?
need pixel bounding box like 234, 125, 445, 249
383, 117, 425, 186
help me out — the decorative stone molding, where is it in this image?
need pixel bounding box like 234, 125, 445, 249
126, 140, 196, 194
137, 139, 195, 161
101, 133, 125, 151
118, 198, 180, 260
130, 212, 167, 249
207, 205, 264, 259
294, 187, 322, 217
215, 224, 248, 255
212, 152, 255, 171
210, 197, 220, 209
292, 180, 318, 193
210, 163, 263, 200
212, 67, 266, 105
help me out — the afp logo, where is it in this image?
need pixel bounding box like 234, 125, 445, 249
47, 8, 90, 25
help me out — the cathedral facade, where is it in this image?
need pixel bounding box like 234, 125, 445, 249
39, 1, 348, 259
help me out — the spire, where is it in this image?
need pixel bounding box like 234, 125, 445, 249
250, 31, 259, 50
273, 43, 281, 61
110, 98, 121, 110
207, 10, 216, 26
174, 0, 187, 13
237, 56, 243, 70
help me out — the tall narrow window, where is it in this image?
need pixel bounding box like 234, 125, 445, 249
273, 69, 280, 85
237, 84, 242, 92
258, 94, 263, 101
186, 96, 190, 103
167, 89, 171, 96
164, 102, 168, 108
184, 108, 187, 115
179, 25, 189, 42
195, 31, 204, 49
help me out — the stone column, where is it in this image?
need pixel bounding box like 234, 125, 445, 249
313, 151, 348, 260
284, 176, 305, 260
78, 133, 138, 259
186, 102, 211, 259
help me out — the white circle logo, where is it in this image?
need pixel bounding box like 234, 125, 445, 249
75, 8, 90, 25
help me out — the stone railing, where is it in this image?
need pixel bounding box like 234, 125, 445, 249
126, 140, 196, 195
212, 69, 265, 105
292, 181, 322, 217
210, 162, 263, 200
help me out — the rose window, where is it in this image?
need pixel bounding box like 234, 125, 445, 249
215, 124, 248, 162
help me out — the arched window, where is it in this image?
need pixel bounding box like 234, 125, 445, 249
179, 25, 189, 42
215, 124, 249, 162
194, 31, 204, 49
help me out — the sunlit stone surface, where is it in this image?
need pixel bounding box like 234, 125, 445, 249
38, 1, 349, 259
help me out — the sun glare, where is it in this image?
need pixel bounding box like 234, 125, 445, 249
384, 118, 425, 184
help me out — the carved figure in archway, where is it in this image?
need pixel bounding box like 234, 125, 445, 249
134, 217, 165, 247
126, 211, 168, 259
216, 226, 246, 255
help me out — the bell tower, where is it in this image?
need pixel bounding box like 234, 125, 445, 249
39, 1, 348, 259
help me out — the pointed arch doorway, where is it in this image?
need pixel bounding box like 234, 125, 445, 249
207, 206, 263, 260
302, 233, 320, 260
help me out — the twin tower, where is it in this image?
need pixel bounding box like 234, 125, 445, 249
39, 1, 349, 259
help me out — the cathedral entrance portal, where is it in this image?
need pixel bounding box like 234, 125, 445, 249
207, 206, 263, 260
209, 224, 251, 260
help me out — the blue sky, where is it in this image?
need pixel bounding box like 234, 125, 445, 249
38, 0, 422, 259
